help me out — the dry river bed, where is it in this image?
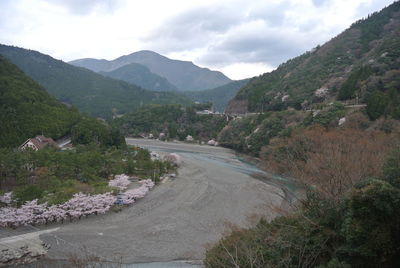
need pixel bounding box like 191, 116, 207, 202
3, 139, 288, 267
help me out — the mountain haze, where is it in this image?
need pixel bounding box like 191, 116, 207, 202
184, 79, 250, 112
70, 50, 232, 91
99, 63, 178, 92
0, 45, 191, 119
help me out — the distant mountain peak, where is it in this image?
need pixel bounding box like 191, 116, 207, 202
70, 50, 232, 91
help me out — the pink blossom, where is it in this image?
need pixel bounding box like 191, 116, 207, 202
122, 179, 155, 203
0, 193, 116, 228
108, 174, 131, 190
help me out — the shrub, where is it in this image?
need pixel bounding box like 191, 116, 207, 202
14, 185, 44, 206
383, 146, 400, 188
366, 90, 388, 120
338, 179, 400, 267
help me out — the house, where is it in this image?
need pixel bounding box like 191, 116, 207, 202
19, 135, 58, 151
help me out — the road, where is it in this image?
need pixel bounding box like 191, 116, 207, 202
5, 139, 285, 267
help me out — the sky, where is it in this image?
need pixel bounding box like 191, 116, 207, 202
0, 0, 396, 80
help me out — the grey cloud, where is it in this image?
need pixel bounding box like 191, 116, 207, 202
145, 6, 241, 43
145, 2, 308, 68
312, 0, 329, 7
247, 1, 290, 27
42, 0, 122, 15
144, 2, 294, 60
355, 0, 394, 19
144, 0, 392, 70
198, 30, 306, 67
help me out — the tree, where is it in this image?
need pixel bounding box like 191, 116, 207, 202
366, 90, 388, 120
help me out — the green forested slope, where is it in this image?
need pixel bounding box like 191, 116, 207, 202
0, 56, 126, 149
113, 104, 228, 141
227, 1, 400, 114
184, 79, 250, 112
0, 56, 81, 147
0, 45, 191, 119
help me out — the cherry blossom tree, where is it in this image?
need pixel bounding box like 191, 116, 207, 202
121, 179, 155, 204
0, 193, 116, 228
108, 174, 131, 190
0, 177, 156, 228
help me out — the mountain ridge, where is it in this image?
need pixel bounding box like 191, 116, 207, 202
0, 44, 191, 119
69, 50, 232, 91
99, 62, 178, 92
226, 1, 400, 114
0, 55, 82, 147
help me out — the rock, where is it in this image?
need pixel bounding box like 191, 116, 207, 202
338, 117, 346, 126
207, 139, 216, 146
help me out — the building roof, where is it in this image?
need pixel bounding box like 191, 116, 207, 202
20, 135, 58, 150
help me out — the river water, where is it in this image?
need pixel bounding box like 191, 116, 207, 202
14, 139, 297, 268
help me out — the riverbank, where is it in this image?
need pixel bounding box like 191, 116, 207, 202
4, 139, 285, 267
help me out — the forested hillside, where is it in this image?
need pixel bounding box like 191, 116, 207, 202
99, 63, 178, 92
0, 56, 81, 147
0, 45, 191, 119
184, 79, 250, 112
0, 55, 126, 149
226, 1, 400, 115
113, 104, 228, 141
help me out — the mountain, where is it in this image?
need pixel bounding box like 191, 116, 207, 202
0, 55, 82, 147
183, 79, 250, 112
99, 63, 178, 92
0, 45, 191, 119
70, 50, 232, 91
226, 1, 400, 114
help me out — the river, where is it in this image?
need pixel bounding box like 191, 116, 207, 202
9, 139, 289, 267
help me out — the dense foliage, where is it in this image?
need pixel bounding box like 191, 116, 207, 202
0, 56, 126, 149
218, 110, 307, 156
113, 104, 229, 141
184, 79, 250, 112
99, 62, 178, 92
0, 45, 191, 119
205, 145, 400, 267
366, 86, 400, 120
71, 118, 126, 148
227, 1, 400, 114
0, 56, 81, 148
0, 145, 171, 206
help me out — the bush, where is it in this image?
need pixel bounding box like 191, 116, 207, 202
303, 103, 345, 128
383, 146, 400, 188
338, 179, 400, 267
14, 185, 44, 205
338, 66, 373, 100
366, 90, 388, 120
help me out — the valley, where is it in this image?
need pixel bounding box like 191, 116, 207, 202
1, 1, 400, 267
1, 139, 285, 266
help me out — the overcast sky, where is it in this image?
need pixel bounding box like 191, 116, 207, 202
0, 0, 395, 79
